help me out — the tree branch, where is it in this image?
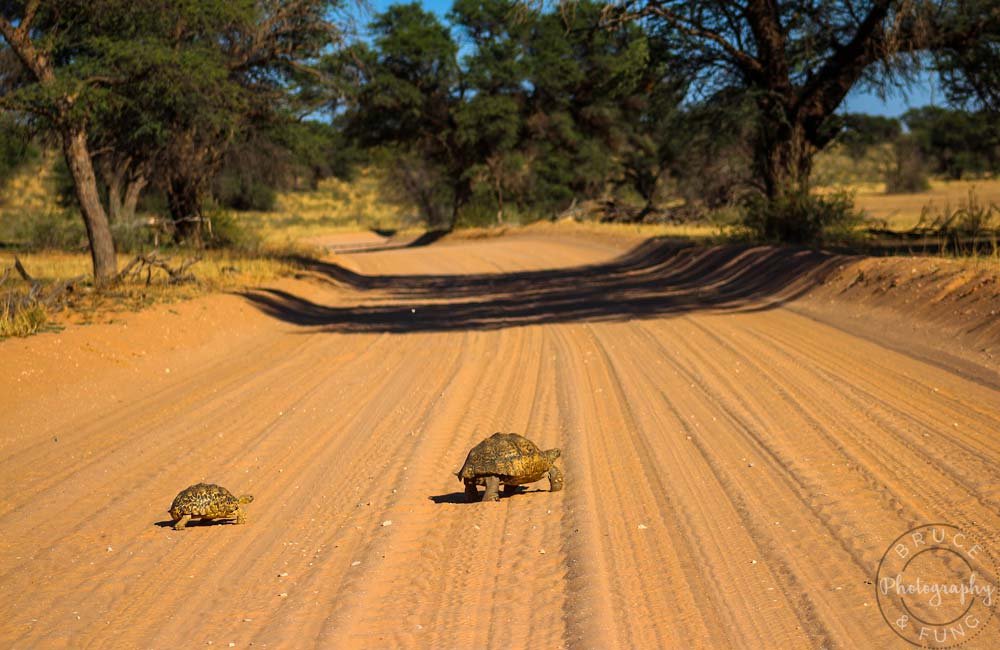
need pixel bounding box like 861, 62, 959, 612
633, 4, 765, 79
798, 0, 894, 115
20, 0, 42, 36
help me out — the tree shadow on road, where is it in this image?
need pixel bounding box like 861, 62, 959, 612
244, 238, 843, 334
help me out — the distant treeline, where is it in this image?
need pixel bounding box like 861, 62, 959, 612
835, 108, 1000, 181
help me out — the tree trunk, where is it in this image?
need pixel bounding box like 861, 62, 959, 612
104, 160, 126, 223
166, 175, 203, 245
495, 176, 504, 225
757, 113, 816, 200
62, 129, 117, 285
122, 175, 147, 223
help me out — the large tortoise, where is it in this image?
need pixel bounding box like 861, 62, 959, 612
457, 433, 564, 502
168, 483, 253, 530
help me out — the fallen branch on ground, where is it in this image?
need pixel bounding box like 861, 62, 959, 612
1, 257, 84, 312
115, 252, 201, 285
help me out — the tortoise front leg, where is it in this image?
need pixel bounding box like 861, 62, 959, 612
548, 465, 564, 492
482, 476, 501, 502
173, 514, 192, 530
235, 506, 247, 525
464, 479, 480, 502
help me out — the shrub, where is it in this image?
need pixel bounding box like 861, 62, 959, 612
884, 137, 930, 194
213, 170, 278, 212
203, 208, 263, 252
741, 189, 863, 244
12, 209, 88, 250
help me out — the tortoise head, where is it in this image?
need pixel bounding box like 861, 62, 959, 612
238, 494, 254, 505
545, 448, 561, 465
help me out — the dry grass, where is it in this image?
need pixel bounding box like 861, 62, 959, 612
522, 218, 723, 241
0, 152, 62, 221
0, 250, 301, 336
848, 178, 1000, 230
0, 295, 48, 338
247, 169, 409, 246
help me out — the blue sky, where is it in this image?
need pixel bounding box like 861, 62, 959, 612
361, 0, 945, 117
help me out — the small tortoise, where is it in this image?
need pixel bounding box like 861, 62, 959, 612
457, 432, 564, 502
168, 483, 253, 530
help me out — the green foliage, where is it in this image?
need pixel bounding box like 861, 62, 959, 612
203, 208, 263, 252
832, 114, 903, 160
935, 0, 1000, 113
2, 0, 343, 245
741, 190, 863, 244
904, 107, 1000, 179
11, 209, 88, 250
0, 116, 37, 186
345, 0, 680, 226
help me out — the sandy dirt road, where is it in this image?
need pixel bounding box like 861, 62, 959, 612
1, 234, 998, 648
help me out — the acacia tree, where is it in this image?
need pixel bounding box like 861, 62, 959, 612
345, 3, 469, 229
0, 1, 119, 284
2, 0, 341, 270
612, 1, 993, 201
936, 0, 1000, 112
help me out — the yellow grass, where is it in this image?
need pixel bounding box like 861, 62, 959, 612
519, 218, 722, 241
0, 152, 61, 220
246, 169, 409, 246
0, 250, 300, 332
846, 178, 1000, 230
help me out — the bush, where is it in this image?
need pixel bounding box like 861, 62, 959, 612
741, 189, 863, 244
12, 209, 88, 250
213, 170, 278, 212
884, 138, 930, 194
203, 209, 262, 251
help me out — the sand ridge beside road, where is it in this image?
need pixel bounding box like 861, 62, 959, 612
0, 233, 998, 648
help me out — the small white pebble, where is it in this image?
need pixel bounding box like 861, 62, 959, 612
351, 561, 361, 566
381, 520, 393, 527
750, 559, 758, 565
278, 572, 288, 577
410, 308, 416, 313
637, 524, 648, 530
278, 592, 288, 598
106, 546, 113, 552
243, 618, 252, 622
229, 644, 236, 648
539, 549, 546, 554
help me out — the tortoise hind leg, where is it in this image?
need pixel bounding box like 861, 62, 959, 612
548, 465, 564, 492
464, 479, 479, 502
482, 476, 501, 502
502, 483, 522, 497
173, 514, 192, 530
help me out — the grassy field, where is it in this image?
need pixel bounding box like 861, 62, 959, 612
0, 250, 301, 337
848, 178, 1000, 230
244, 169, 410, 246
